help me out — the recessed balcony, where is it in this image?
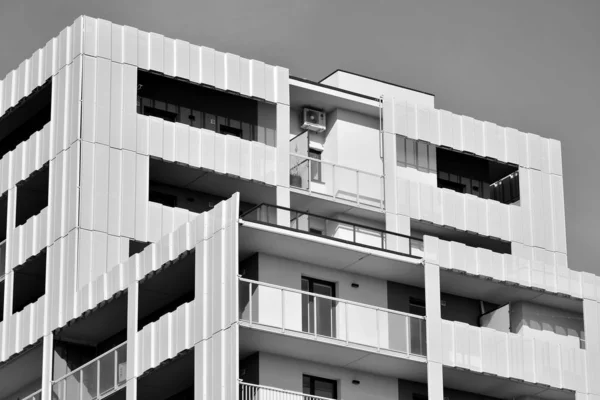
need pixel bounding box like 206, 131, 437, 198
239, 278, 427, 359
240, 204, 423, 259
239, 381, 332, 400
290, 154, 384, 210
51, 342, 127, 400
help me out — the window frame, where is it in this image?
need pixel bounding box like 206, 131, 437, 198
302, 374, 338, 399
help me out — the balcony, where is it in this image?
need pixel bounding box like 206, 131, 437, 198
240, 381, 332, 400
239, 278, 427, 358
240, 204, 423, 259
51, 342, 127, 400
22, 389, 42, 400
290, 154, 384, 210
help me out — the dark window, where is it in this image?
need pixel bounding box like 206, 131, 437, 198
412, 395, 428, 400
220, 124, 243, 137
0, 80, 52, 160
308, 150, 322, 182
16, 165, 49, 227
302, 277, 336, 337
436, 147, 519, 205
303, 375, 337, 399
13, 251, 46, 313
149, 189, 178, 208
409, 297, 426, 316
143, 105, 178, 122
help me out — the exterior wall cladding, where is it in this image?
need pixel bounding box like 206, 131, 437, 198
0, 15, 599, 400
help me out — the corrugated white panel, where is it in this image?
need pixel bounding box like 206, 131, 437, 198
505, 253, 519, 283
481, 327, 497, 375
214, 51, 226, 90
147, 201, 162, 243
541, 172, 555, 251
528, 169, 545, 248
44, 38, 57, 81
95, 57, 112, 145
492, 251, 506, 281
172, 39, 190, 80
149, 33, 164, 73
164, 37, 175, 77
264, 144, 277, 186
527, 133, 542, 171
548, 139, 563, 176
522, 336, 536, 382
441, 189, 455, 227
111, 23, 123, 63
109, 62, 123, 149
535, 340, 551, 386
461, 115, 475, 154
531, 248, 546, 289
17, 59, 29, 101
464, 245, 477, 275
237, 139, 252, 181
555, 253, 570, 295
249, 59, 265, 100
454, 322, 470, 369
92, 144, 110, 232
162, 119, 175, 162
137, 30, 149, 70
441, 320, 455, 365
550, 174, 567, 254
487, 200, 501, 239
57, 25, 71, 72
477, 248, 493, 278
123, 25, 138, 66
438, 110, 455, 149
509, 204, 522, 244
416, 106, 431, 143
213, 133, 226, 174
264, 64, 275, 104
122, 64, 137, 151
409, 181, 419, 219
175, 123, 190, 165
97, 19, 112, 60
188, 127, 202, 168
199, 129, 215, 172
484, 122, 505, 161
198, 46, 215, 87
454, 192, 466, 231
471, 119, 485, 157
81, 55, 96, 142
396, 177, 410, 217
429, 109, 440, 145
225, 53, 240, 93
498, 202, 510, 241
107, 148, 122, 235
391, 100, 404, 137
148, 116, 163, 158
450, 242, 466, 273
418, 183, 433, 222
275, 66, 289, 105
251, 142, 265, 182
509, 335, 524, 381
136, 116, 149, 157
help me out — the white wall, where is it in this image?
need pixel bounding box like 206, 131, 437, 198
321, 70, 434, 108
258, 352, 399, 400
255, 253, 390, 348
510, 302, 583, 350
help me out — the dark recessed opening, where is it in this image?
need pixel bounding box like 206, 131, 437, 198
129, 240, 151, 257
138, 250, 195, 331
16, 164, 49, 227
137, 70, 276, 145
13, 251, 46, 314
0, 80, 51, 160
437, 148, 519, 205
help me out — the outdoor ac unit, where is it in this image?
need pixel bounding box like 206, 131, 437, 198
301, 108, 326, 132
118, 362, 127, 382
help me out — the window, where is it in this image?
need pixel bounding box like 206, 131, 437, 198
308, 150, 322, 182
412, 395, 428, 400
303, 375, 337, 399
409, 297, 426, 316
129, 240, 150, 257
302, 277, 336, 337
16, 165, 49, 227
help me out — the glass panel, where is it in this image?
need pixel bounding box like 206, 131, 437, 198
204, 114, 216, 131
387, 313, 408, 353
65, 372, 81, 400
81, 361, 98, 400
313, 379, 336, 399
217, 116, 227, 133
315, 296, 335, 337
410, 318, 427, 356
302, 293, 314, 334
239, 280, 250, 321
191, 110, 203, 128
98, 352, 115, 395
180, 107, 191, 126
116, 346, 127, 385
333, 166, 354, 201
52, 381, 65, 400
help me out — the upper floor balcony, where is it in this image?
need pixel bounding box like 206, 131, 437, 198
290, 153, 385, 210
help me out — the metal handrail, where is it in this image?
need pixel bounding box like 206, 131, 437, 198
239, 203, 424, 259
239, 381, 333, 400
22, 389, 42, 400
291, 153, 383, 179
52, 341, 127, 384
239, 277, 425, 321
239, 277, 427, 357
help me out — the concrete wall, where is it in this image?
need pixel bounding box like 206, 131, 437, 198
259, 352, 399, 400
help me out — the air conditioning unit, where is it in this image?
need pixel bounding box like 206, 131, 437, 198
302, 108, 326, 132
118, 361, 127, 383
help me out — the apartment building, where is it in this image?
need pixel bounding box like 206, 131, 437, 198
0, 15, 598, 400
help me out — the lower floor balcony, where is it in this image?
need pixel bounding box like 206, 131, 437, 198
240, 381, 332, 400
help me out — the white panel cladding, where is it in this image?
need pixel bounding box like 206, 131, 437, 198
441, 319, 586, 392
141, 115, 277, 185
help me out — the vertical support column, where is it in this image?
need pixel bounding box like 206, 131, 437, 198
126, 281, 139, 400
425, 262, 444, 399
40, 334, 53, 400
275, 102, 290, 226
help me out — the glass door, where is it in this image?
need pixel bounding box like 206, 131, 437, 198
302, 277, 336, 337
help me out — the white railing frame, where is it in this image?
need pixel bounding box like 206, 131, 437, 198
239, 380, 333, 400
22, 389, 42, 400
52, 341, 127, 399
290, 153, 385, 208
239, 277, 426, 357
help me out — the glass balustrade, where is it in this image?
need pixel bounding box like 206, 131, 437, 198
51, 342, 127, 400
290, 154, 385, 209
239, 278, 427, 357
240, 204, 424, 259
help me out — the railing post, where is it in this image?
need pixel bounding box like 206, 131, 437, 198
114, 348, 118, 390
345, 302, 349, 345
406, 316, 411, 355
313, 296, 318, 338
249, 282, 253, 325
356, 170, 359, 204
281, 288, 285, 333
376, 309, 380, 351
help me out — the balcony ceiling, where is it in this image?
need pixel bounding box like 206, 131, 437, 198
0, 343, 43, 399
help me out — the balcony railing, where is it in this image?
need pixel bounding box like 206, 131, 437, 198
22, 389, 42, 400
239, 278, 427, 357
240, 204, 424, 259
51, 342, 127, 400
240, 381, 334, 400
290, 154, 385, 209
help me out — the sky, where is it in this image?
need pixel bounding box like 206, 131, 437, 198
0, 0, 598, 273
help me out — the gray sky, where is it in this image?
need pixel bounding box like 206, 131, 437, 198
0, 0, 598, 273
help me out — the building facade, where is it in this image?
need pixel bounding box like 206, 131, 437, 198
0, 15, 598, 400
